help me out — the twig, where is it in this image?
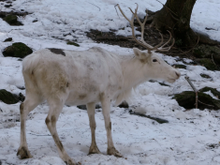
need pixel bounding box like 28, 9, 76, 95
155, 0, 165, 6
114, 4, 120, 17
29, 132, 51, 136
178, 34, 200, 55
155, 0, 178, 20
86, 2, 101, 11
185, 76, 198, 108
198, 100, 214, 108
211, 53, 217, 66
185, 77, 215, 109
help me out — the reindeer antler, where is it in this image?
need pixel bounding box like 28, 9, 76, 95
116, 4, 175, 52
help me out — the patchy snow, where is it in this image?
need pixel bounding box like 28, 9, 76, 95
0, 0, 220, 165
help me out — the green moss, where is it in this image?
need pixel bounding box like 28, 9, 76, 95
3, 42, 33, 58
172, 64, 187, 69
199, 87, 220, 99
173, 90, 220, 110
67, 41, 80, 47
200, 73, 211, 79
3, 14, 23, 25
196, 58, 218, 70
193, 45, 220, 60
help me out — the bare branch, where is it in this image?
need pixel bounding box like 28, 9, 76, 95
185, 76, 198, 109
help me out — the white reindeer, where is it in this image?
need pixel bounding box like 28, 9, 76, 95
17, 4, 180, 165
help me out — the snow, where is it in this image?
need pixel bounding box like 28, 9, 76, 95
0, 0, 220, 165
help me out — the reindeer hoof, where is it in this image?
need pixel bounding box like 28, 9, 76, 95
88, 146, 101, 155
17, 147, 32, 159
107, 147, 123, 157
64, 159, 77, 165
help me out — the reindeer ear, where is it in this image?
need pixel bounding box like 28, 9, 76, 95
133, 48, 150, 59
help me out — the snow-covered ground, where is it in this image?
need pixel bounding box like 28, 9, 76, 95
0, 0, 220, 165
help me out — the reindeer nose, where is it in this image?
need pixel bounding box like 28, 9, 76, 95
175, 71, 181, 78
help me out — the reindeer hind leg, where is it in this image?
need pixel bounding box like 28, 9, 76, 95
45, 97, 76, 165
17, 93, 43, 159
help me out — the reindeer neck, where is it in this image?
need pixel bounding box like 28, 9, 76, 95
119, 54, 148, 89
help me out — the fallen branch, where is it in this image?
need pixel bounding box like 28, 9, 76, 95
129, 110, 169, 124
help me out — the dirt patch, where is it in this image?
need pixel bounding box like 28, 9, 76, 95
86, 27, 178, 56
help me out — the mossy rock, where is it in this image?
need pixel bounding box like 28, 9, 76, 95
213, 54, 220, 65
193, 45, 220, 59
3, 14, 23, 26
196, 58, 218, 70
173, 91, 220, 110
0, 89, 24, 104
67, 41, 80, 47
199, 87, 220, 99
200, 73, 211, 79
193, 45, 209, 58
172, 64, 187, 69
77, 104, 101, 110
4, 37, 13, 42
3, 42, 33, 58
118, 101, 129, 108
193, 45, 220, 69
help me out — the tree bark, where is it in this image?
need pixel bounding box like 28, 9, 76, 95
152, 0, 197, 48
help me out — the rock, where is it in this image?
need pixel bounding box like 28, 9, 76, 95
193, 45, 210, 58
118, 101, 129, 108
213, 53, 220, 66
0, 89, 24, 104
3, 14, 23, 26
3, 37, 12, 42
77, 104, 101, 110
77, 105, 87, 110
193, 45, 220, 70
172, 64, 187, 69
193, 45, 220, 59
77, 101, 129, 110
3, 42, 33, 58
67, 41, 80, 47
173, 90, 220, 110
199, 87, 220, 99
200, 73, 211, 79
4, 4, 12, 8
196, 58, 218, 71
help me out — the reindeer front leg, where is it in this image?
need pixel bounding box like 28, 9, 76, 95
100, 94, 122, 157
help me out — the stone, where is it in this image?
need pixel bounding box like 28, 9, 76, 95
0, 89, 23, 104
3, 42, 33, 58
173, 90, 220, 110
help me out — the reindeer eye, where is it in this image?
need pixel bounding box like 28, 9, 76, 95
152, 59, 157, 62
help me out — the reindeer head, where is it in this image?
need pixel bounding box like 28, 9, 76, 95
133, 48, 180, 83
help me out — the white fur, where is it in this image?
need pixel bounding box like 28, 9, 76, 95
17, 47, 180, 165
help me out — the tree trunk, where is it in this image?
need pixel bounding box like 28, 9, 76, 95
152, 0, 197, 48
